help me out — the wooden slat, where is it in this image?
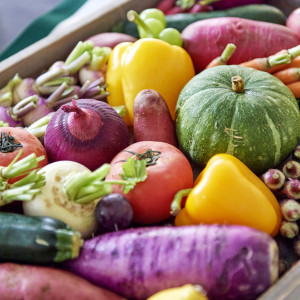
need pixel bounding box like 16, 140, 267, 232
259, 260, 300, 300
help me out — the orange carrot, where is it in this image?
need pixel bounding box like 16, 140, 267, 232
205, 43, 236, 69
286, 81, 300, 98
272, 68, 300, 85
240, 45, 300, 73
275, 56, 300, 71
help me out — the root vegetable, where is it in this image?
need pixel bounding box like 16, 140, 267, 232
0, 263, 125, 300
44, 99, 130, 171
181, 17, 300, 72
260, 168, 286, 192
133, 89, 177, 146
280, 199, 300, 222
282, 160, 300, 179
63, 224, 279, 300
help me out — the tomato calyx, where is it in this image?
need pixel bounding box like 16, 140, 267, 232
123, 149, 161, 166
0, 132, 22, 153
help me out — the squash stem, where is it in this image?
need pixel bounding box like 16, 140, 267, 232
170, 188, 192, 216
231, 75, 245, 93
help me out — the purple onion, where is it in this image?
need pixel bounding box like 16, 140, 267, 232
44, 99, 130, 171
12, 78, 37, 105
0, 107, 22, 127
78, 66, 106, 86
21, 97, 53, 127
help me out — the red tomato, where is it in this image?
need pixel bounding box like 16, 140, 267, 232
106, 141, 194, 224
0, 127, 48, 183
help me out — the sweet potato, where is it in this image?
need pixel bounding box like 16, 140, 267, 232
181, 17, 300, 72
133, 89, 177, 146
286, 8, 300, 40
0, 263, 125, 300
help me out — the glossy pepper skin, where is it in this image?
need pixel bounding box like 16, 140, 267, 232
106, 38, 195, 125
175, 154, 282, 236
147, 284, 208, 300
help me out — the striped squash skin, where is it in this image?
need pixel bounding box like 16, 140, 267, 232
175, 65, 300, 174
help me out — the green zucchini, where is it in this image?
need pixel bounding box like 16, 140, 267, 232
0, 212, 83, 264
113, 4, 287, 37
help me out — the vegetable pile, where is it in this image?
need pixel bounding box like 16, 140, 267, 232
0, 1, 300, 299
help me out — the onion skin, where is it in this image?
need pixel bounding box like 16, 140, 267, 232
44, 99, 130, 171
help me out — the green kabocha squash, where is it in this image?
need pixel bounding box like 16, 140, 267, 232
175, 65, 300, 174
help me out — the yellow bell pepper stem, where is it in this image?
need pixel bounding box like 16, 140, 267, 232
106, 38, 195, 125
178, 154, 282, 236
170, 188, 192, 216
127, 10, 155, 38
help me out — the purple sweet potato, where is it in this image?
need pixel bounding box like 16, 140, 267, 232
133, 89, 177, 146
0, 263, 125, 300
182, 17, 300, 72
63, 224, 279, 300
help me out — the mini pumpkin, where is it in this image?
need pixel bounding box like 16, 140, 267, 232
176, 65, 300, 174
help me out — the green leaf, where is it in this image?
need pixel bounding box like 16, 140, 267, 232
120, 158, 147, 193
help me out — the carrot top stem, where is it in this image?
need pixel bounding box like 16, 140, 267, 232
268, 53, 292, 67
288, 45, 300, 59
220, 43, 236, 63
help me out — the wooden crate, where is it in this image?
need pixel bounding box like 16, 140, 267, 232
0, 0, 299, 298
0, 0, 159, 87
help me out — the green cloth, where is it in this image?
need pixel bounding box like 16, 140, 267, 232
0, 0, 87, 61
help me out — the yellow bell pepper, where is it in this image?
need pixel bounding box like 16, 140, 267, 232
171, 154, 282, 236
147, 284, 208, 300
106, 38, 195, 125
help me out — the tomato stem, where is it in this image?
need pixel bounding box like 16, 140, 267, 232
123, 149, 161, 166
0, 131, 22, 153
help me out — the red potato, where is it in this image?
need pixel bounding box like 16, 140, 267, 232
182, 17, 300, 72
86, 32, 137, 49
286, 8, 300, 40
0, 263, 125, 300
133, 89, 177, 146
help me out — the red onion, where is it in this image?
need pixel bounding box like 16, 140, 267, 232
12, 78, 37, 105
44, 99, 130, 170
0, 107, 22, 127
